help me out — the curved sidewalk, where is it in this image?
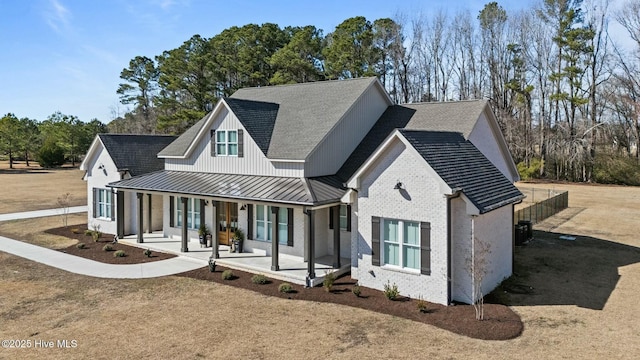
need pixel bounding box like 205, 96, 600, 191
0, 206, 88, 222
0, 235, 207, 279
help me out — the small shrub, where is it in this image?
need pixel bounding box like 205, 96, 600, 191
251, 274, 269, 284
70, 228, 80, 234
383, 281, 400, 300
323, 271, 336, 292
278, 282, 293, 293
90, 224, 102, 242
102, 244, 113, 251
221, 269, 234, 280
143, 249, 152, 258
84, 229, 93, 236
417, 296, 429, 313
113, 250, 126, 258
517, 157, 542, 181
75, 243, 86, 249
352, 284, 361, 297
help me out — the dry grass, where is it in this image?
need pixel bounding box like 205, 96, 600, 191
0, 214, 85, 249
0, 179, 639, 358
0, 161, 86, 214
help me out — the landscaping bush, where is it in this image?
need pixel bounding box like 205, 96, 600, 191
417, 296, 429, 313
221, 269, 234, 280
352, 284, 361, 297
278, 282, 293, 293
84, 229, 93, 236
113, 250, 126, 258
90, 224, 102, 242
75, 243, 86, 249
323, 271, 336, 292
383, 281, 400, 300
102, 244, 113, 251
70, 228, 80, 234
143, 249, 152, 258
251, 274, 269, 284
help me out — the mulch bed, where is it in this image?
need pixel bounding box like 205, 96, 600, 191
46, 225, 176, 264
44, 225, 523, 340
177, 266, 524, 341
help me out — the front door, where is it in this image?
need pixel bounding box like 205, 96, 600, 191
217, 202, 238, 246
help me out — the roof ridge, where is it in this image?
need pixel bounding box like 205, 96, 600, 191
233, 77, 376, 92
402, 99, 487, 106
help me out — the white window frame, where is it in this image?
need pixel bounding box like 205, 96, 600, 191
381, 218, 420, 271
176, 197, 200, 230
216, 130, 238, 157
339, 204, 348, 231
97, 188, 112, 220
255, 205, 287, 245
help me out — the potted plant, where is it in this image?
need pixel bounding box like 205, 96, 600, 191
232, 228, 245, 253
198, 224, 210, 248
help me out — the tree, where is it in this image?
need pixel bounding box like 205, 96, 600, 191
269, 26, 325, 84
36, 137, 65, 168
117, 56, 159, 130
323, 16, 378, 79
0, 113, 21, 169
18, 117, 40, 167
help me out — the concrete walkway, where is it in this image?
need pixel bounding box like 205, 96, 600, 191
0, 206, 88, 222
0, 235, 207, 278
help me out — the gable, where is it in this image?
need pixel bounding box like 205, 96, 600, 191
222, 97, 278, 156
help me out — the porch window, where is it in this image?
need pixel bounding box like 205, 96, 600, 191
339, 204, 348, 230
96, 189, 112, 219
216, 130, 238, 157
255, 205, 287, 245
382, 218, 420, 270
176, 197, 201, 230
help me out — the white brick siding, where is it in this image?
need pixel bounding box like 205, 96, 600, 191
351, 139, 449, 305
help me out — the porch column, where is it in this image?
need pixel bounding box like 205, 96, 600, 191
136, 192, 144, 243
116, 191, 124, 238
332, 205, 341, 268
147, 194, 152, 233
181, 197, 189, 252
212, 201, 219, 259
271, 206, 280, 271
307, 209, 316, 279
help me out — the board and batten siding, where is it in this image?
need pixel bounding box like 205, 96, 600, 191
468, 111, 516, 182
164, 107, 304, 177
352, 138, 449, 305
304, 84, 390, 177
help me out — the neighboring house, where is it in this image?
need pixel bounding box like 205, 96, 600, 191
80, 134, 177, 237
84, 77, 523, 305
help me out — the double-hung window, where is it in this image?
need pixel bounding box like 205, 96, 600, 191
216, 130, 238, 156
255, 205, 288, 245
339, 204, 348, 230
96, 189, 112, 219
176, 197, 201, 230
382, 219, 420, 270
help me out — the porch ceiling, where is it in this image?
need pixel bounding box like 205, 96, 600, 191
108, 170, 345, 206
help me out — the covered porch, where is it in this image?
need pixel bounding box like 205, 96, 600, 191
119, 233, 350, 287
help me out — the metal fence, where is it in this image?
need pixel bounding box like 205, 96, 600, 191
514, 190, 568, 225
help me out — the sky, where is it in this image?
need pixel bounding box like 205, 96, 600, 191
0, 0, 632, 124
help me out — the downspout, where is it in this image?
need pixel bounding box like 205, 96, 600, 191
471, 215, 476, 304
445, 189, 462, 305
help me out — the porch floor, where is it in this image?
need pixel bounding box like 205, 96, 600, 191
120, 233, 350, 287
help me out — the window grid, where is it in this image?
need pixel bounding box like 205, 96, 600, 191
382, 218, 420, 270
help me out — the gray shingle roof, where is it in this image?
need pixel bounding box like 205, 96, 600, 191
223, 97, 279, 155
157, 115, 208, 157
399, 130, 523, 213
336, 100, 488, 181
231, 77, 380, 159
98, 134, 177, 176
109, 170, 344, 206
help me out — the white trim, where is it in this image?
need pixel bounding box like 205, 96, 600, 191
269, 159, 306, 163
79, 136, 105, 171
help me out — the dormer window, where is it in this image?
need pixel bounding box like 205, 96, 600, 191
211, 129, 243, 157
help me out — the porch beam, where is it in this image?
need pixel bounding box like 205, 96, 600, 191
181, 197, 189, 252
212, 201, 219, 259
332, 205, 341, 268
307, 209, 316, 279
271, 206, 279, 271
136, 192, 144, 243
147, 194, 152, 233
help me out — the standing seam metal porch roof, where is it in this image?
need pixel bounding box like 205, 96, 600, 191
108, 170, 345, 206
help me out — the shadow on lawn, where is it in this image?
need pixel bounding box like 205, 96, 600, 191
498, 230, 640, 310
